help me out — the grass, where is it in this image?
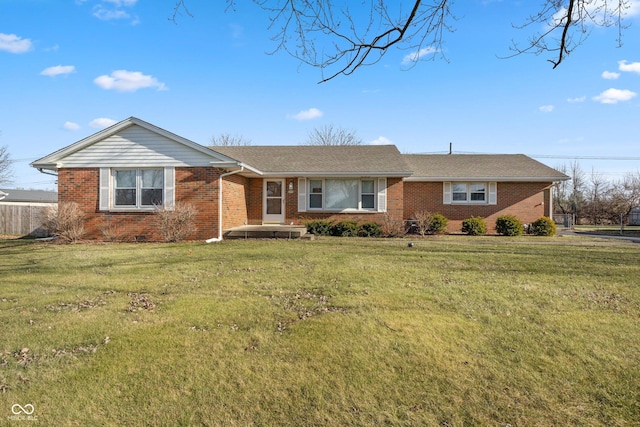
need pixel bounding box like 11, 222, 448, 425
1, 235, 639, 426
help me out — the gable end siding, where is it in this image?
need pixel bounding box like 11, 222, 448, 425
60, 126, 218, 168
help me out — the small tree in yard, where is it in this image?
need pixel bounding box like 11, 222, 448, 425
42, 202, 85, 243
154, 202, 197, 242
414, 211, 448, 236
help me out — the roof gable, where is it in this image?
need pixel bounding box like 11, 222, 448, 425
403, 154, 569, 181
32, 117, 238, 170
211, 145, 412, 176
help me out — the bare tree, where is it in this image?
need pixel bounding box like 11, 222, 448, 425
304, 124, 362, 146
587, 168, 610, 225
0, 144, 14, 186
210, 133, 252, 146
172, 1, 633, 82
610, 171, 640, 217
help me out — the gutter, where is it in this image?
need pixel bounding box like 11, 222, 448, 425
206, 166, 244, 243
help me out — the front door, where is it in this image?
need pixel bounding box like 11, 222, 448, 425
263, 179, 285, 223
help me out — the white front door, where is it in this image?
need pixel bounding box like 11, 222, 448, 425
263, 179, 285, 223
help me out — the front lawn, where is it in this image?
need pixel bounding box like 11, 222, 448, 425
1, 236, 638, 426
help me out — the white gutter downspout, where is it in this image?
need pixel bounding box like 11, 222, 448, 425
206, 166, 244, 243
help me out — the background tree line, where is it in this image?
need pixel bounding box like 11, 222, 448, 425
554, 162, 640, 225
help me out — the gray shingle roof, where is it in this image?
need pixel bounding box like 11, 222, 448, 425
211, 145, 412, 176
0, 189, 58, 203
403, 154, 569, 181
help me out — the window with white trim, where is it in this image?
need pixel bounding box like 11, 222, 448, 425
444, 182, 496, 205
307, 178, 377, 211
114, 168, 163, 208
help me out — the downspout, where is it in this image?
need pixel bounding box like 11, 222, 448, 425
206, 166, 244, 243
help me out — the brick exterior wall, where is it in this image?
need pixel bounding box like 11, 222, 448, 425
58, 167, 552, 239
242, 177, 404, 225
58, 167, 222, 242
222, 174, 249, 228
404, 181, 552, 233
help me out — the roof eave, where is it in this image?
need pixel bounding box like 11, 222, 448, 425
404, 176, 570, 182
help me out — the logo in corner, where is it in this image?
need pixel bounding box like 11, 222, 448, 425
11, 404, 35, 415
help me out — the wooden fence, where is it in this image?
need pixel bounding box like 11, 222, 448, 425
0, 203, 55, 237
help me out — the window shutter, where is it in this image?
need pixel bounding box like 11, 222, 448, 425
164, 167, 175, 210
99, 168, 110, 211
297, 177, 306, 212
443, 182, 452, 204
377, 178, 387, 212
488, 182, 497, 205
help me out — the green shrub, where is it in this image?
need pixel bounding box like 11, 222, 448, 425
304, 219, 334, 236
495, 215, 524, 236
333, 220, 359, 237
429, 213, 449, 234
530, 216, 557, 236
358, 221, 382, 237
461, 216, 487, 236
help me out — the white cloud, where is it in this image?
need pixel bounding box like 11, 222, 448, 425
89, 118, 117, 129
0, 33, 33, 54
94, 70, 167, 92
103, 0, 138, 6
63, 121, 81, 131
567, 96, 586, 103
289, 108, 323, 121
618, 60, 640, 74
401, 47, 438, 65
539, 105, 555, 113
593, 88, 637, 104
93, 7, 129, 20
369, 136, 393, 145
92, 0, 139, 23
40, 65, 76, 77
602, 70, 620, 80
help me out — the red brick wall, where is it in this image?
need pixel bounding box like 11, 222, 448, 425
57, 167, 222, 241
222, 174, 249, 228
404, 181, 552, 233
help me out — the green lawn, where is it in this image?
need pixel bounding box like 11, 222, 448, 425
1, 236, 639, 426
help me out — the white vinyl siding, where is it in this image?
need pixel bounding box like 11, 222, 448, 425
61, 126, 217, 167
444, 182, 497, 205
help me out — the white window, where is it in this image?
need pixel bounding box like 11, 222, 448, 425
99, 167, 174, 211
444, 182, 496, 205
307, 178, 377, 211
114, 168, 163, 208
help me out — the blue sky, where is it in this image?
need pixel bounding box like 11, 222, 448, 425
1, 0, 639, 190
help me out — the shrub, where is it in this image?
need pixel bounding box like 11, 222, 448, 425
495, 215, 524, 236
154, 202, 197, 242
380, 214, 406, 237
358, 221, 382, 237
42, 202, 85, 243
530, 216, 557, 236
304, 219, 334, 236
429, 213, 449, 234
333, 220, 359, 237
461, 216, 487, 236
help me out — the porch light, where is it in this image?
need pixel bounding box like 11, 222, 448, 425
288, 181, 294, 193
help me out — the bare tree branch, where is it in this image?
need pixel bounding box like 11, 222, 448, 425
173, 1, 633, 81
0, 144, 15, 186
304, 124, 362, 145
210, 133, 252, 146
